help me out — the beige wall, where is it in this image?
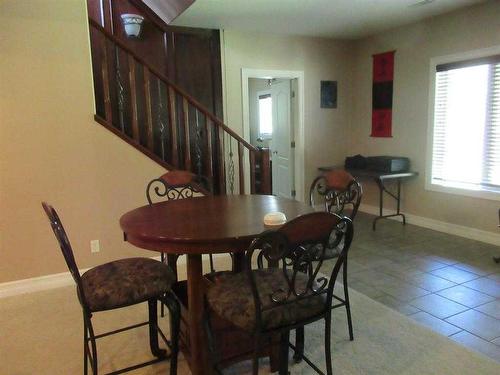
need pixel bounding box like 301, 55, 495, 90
350, 1, 500, 234
0, 0, 166, 283
222, 30, 354, 200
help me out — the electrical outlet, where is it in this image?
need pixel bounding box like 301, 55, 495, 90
90, 240, 100, 253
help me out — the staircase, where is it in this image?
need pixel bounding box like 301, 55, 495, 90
87, 17, 271, 195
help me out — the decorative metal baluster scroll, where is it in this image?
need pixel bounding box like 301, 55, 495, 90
228, 135, 235, 194
195, 109, 202, 178
157, 81, 167, 161
115, 47, 125, 133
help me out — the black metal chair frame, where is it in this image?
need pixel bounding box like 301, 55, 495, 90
42, 202, 180, 375
290, 174, 362, 363
309, 175, 362, 220
146, 174, 217, 275
205, 212, 354, 375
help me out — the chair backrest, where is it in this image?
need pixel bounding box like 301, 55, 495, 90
41, 202, 89, 309
146, 170, 210, 204
245, 212, 353, 331
309, 169, 362, 220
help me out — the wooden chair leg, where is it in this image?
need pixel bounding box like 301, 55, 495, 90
148, 299, 167, 358
279, 331, 290, 375
293, 327, 304, 362
343, 262, 354, 341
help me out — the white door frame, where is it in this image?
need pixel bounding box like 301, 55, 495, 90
241, 68, 305, 202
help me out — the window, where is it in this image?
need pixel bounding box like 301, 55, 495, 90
258, 94, 273, 138
429, 53, 500, 198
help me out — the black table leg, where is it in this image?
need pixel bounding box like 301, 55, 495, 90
397, 179, 406, 225
372, 178, 407, 230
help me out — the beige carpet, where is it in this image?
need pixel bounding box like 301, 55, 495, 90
1, 283, 498, 375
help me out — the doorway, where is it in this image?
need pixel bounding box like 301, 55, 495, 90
242, 69, 305, 201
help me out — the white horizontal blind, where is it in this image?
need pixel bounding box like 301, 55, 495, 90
432, 59, 500, 192
484, 63, 500, 187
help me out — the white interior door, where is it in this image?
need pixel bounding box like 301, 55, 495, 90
271, 80, 293, 198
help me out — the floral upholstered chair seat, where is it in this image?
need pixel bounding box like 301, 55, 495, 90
206, 268, 326, 332
81, 257, 175, 312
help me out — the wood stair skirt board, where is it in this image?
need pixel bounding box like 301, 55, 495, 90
359, 203, 500, 246
0, 254, 223, 299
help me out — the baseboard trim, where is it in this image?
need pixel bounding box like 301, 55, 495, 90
359, 204, 500, 246
0, 270, 86, 299
0, 254, 222, 299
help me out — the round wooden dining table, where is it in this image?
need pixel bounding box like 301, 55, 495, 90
120, 194, 314, 375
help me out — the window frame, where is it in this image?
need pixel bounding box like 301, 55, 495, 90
257, 89, 273, 140
426, 45, 500, 202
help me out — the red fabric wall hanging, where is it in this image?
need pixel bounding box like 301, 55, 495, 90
371, 51, 395, 137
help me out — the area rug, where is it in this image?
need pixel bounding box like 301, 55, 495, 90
1, 283, 498, 374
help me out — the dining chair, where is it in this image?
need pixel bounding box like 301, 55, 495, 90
42, 202, 180, 375
204, 212, 354, 375
291, 170, 361, 364
146, 170, 216, 276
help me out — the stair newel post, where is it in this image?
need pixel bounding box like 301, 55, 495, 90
204, 117, 214, 187
143, 66, 154, 150
168, 86, 179, 168
128, 55, 140, 142
182, 97, 191, 171
260, 148, 271, 194
238, 142, 245, 195
250, 149, 256, 194
99, 32, 113, 124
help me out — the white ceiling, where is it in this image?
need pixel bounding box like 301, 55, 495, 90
172, 0, 486, 39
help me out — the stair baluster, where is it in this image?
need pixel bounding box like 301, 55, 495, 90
205, 117, 214, 181
128, 55, 140, 142
168, 86, 179, 168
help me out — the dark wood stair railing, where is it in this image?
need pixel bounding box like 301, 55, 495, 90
89, 18, 271, 195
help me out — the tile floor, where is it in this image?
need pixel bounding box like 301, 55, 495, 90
345, 212, 500, 362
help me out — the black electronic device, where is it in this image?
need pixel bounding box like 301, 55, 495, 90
344, 154, 367, 169
366, 156, 410, 173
